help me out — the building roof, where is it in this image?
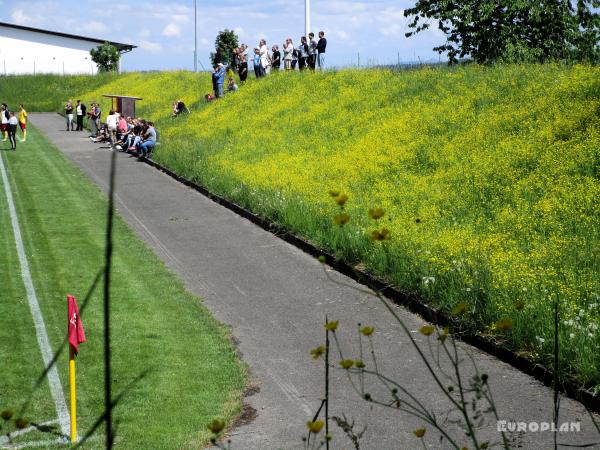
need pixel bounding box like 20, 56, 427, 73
0, 21, 136, 52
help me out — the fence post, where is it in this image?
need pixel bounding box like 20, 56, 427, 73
357, 52, 360, 67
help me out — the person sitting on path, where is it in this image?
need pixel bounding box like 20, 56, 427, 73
137, 121, 157, 159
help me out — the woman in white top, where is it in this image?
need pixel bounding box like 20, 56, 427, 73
284, 38, 294, 71
259, 39, 270, 76
105, 110, 119, 149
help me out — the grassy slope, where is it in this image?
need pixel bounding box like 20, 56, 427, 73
0, 65, 598, 390
0, 127, 245, 448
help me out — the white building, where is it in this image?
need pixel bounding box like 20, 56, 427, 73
0, 22, 135, 75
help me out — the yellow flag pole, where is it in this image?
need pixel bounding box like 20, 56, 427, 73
69, 346, 77, 442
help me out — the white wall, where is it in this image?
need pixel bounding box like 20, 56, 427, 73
0, 26, 100, 75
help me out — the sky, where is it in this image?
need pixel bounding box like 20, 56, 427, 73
0, 0, 448, 71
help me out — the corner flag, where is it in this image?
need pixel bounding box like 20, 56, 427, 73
67, 294, 86, 354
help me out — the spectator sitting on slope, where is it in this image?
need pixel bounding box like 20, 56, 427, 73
227, 77, 239, 92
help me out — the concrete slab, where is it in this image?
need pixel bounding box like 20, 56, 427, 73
30, 113, 599, 450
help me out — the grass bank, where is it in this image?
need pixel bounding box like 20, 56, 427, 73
1, 64, 598, 392
0, 126, 246, 448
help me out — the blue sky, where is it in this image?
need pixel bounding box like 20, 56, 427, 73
0, 0, 448, 70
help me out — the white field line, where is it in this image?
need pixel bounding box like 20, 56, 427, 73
0, 437, 68, 449
0, 420, 60, 445
0, 153, 70, 438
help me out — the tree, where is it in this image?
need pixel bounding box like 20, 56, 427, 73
90, 42, 121, 72
404, 0, 600, 64
210, 29, 239, 67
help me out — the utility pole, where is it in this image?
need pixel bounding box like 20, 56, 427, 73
194, 0, 198, 72
305, 0, 311, 37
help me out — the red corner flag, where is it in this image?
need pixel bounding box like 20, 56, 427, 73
67, 295, 86, 354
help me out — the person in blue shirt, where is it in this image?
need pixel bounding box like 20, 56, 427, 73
212, 63, 226, 98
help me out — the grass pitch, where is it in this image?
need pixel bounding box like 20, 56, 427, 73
0, 126, 246, 448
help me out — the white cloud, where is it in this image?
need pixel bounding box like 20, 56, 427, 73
380, 23, 403, 37
11, 8, 37, 25
86, 21, 109, 34
171, 14, 189, 23
335, 30, 350, 41
162, 23, 181, 37
138, 40, 162, 52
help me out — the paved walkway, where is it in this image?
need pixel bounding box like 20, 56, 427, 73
31, 114, 599, 449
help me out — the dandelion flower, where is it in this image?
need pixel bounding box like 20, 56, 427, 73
325, 320, 339, 331
339, 359, 354, 369
306, 420, 325, 434
419, 325, 435, 336
413, 428, 426, 438
360, 326, 375, 336
310, 346, 326, 359
495, 317, 513, 331
368, 208, 385, 220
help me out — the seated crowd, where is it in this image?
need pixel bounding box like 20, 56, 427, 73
89, 110, 158, 159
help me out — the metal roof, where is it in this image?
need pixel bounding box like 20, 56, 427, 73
102, 94, 143, 100
0, 21, 136, 52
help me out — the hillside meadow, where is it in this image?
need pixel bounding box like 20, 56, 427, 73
1, 64, 598, 391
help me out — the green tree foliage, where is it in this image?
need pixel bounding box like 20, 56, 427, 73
90, 42, 121, 72
404, 0, 600, 64
210, 29, 240, 67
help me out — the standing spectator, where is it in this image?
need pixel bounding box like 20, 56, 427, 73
284, 39, 294, 71
291, 43, 299, 70
76, 100, 86, 131
94, 103, 102, 134
18, 104, 27, 142
1, 104, 9, 141
259, 39, 270, 76
298, 36, 309, 70
65, 100, 74, 131
105, 110, 118, 149
88, 103, 98, 138
308, 32, 318, 70
213, 63, 226, 98
7, 112, 18, 151
317, 31, 327, 70
252, 48, 261, 78
238, 45, 249, 83
271, 45, 281, 71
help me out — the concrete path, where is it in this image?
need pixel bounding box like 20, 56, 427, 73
31, 113, 599, 450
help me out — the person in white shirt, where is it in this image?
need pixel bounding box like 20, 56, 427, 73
284, 38, 294, 71
105, 110, 119, 149
259, 39, 270, 76
7, 112, 18, 151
